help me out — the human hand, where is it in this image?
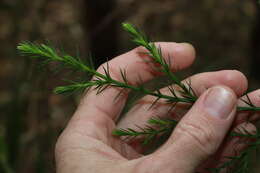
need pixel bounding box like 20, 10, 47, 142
55, 42, 258, 173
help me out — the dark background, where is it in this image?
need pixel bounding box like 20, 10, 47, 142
1, 0, 260, 172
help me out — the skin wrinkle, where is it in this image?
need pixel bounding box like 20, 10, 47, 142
94, 99, 124, 121
130, 155, 161, 173
76, 104, 142, 159
94, 103, 117, 121
110, 132, 142, 159
133, 154, 192, 173
82, 87, 127, 120
77, 88, 126, 121
56, 132, 100, 157
69, 111, 114, 145
56, 131, 128, 168
74, 121, 106, 143
174, 120, 216, 157
57, 147, 124, 173
90, 147, 125, 161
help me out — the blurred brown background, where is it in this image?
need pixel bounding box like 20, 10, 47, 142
1, 0, 260, 172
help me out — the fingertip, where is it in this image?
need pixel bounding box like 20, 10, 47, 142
196, 70, 248, 97
180, 42, 196, 58
172, 42, 196, 69
153, 42, 196, 70
222, 70, 248, 96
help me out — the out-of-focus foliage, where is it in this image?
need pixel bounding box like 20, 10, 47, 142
0, 134, 12, 173
1, 0, 260, 172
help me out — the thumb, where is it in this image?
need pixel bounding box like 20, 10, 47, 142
154, 86, 237, 172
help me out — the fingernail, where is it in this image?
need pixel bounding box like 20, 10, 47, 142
204, 87, 236, 119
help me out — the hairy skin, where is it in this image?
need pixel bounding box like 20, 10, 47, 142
55, 42, 259, 173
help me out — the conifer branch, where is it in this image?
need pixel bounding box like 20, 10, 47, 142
17, 42, 195, 104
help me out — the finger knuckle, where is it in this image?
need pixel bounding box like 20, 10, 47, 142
178, 122, 217, 156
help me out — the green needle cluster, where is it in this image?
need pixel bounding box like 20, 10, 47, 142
113, 117, 177, 145
17, 23, 260, 173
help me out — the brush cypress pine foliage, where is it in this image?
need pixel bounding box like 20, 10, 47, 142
17, 23, 260, 173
